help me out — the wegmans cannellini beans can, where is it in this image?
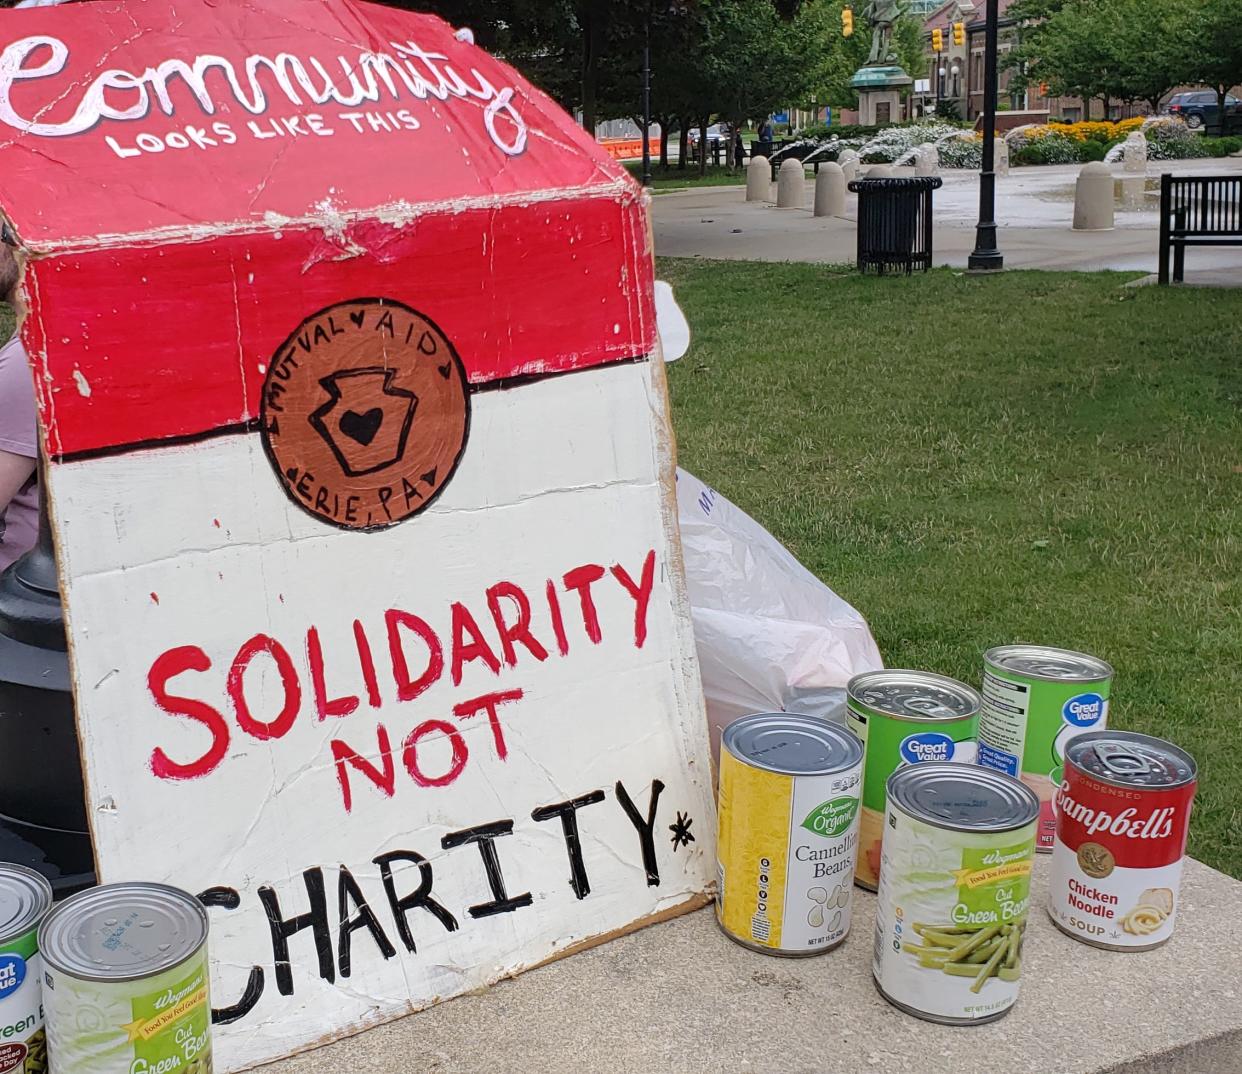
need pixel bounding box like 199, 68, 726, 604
846, 671, 981, 890
1048, 730, 1196, 951
976, 645, 1113, 852
0, 864, 53, 1074
716, 713, 864, 956
872, 763, 1040, 1025
39, 883, 211, 1074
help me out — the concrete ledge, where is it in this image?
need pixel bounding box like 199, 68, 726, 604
264, 858, 1242, 1073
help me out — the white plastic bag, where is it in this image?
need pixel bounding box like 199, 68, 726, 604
676, 470, 884, 764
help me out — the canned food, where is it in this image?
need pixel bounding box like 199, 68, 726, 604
976, 644, 1113, 852
716, 713, 863, 956
1048, 730, 1196, 951
39, 883, 212, 1074
872, 763, 1039, 1025
846, 670, 981, 889
0, 864, 53, 1074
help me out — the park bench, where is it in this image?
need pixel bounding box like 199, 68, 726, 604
769, 141, 824, 181
1158, 173, 1242, 284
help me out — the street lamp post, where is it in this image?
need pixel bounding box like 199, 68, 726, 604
968, 0, 1003, 270
936, 64, 945, 116
641, 11, 653, 187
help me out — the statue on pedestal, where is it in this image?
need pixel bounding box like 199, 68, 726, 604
863, 0, 905, 65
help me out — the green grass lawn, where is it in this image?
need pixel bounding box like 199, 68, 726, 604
662, 260, 1242, 879
623, 161, 748, 190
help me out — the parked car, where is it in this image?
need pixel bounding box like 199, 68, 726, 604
687, 123, 726, 147
1165, 90, 1241, 130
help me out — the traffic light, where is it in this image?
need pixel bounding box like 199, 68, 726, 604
931, 28, 943, 51
842, 7, 854, 36
952, 20, 965, 46
1039, 82, 1050, 96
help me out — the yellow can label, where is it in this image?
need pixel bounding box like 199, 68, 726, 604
716, 749, 862, 953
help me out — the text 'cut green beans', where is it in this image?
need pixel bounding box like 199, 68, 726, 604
901, 917, 1026, 992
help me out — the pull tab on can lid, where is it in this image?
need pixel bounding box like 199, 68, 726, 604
1065, 730, 1196, 789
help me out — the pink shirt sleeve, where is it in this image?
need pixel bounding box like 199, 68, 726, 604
0, 335, 37, 459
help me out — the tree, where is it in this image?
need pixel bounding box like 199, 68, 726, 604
1006, 0, 1127, 118
1185, 0, 1242, 132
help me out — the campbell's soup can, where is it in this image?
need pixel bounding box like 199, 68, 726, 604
847, 671, 981, 890
716, 713, 864, 956
976, 645, 1113, 852
872, 763, 1039, 1025
40, 883, 212, 1073
1048, 730, 1196, 951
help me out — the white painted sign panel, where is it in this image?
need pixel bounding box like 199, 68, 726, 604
1, 2, 716, 1069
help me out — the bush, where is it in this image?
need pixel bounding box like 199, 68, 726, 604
1140, 114, 1196, 160
1046, 117, 1146, 144
1079, 139, 1108, 162
1200, 135, 1242, 157
937, 135, 983, 169
1012, 131, 1083, 165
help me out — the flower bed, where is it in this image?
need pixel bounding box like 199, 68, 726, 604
792, 114, 1236, 170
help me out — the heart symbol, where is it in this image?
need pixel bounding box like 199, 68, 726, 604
339, 408, 383, 446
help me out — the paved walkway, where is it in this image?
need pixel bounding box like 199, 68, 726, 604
652, 157, 1242, 273
267, 857, 1242, 1074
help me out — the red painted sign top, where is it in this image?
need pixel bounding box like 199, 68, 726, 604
2, 0, 657, 459
0, 0, 626, 248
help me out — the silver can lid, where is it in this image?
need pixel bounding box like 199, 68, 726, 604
0, 864, 53, 946
1065, 730, 1196, 789
985, 644, 1113, 683
847, 670, 980, 723
39, 883, 208, 982
888, 763, 1040, 833
722, 712, 863, 776
783, 686, 848, 726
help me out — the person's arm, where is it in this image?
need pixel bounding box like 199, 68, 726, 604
0, 450, 34, 511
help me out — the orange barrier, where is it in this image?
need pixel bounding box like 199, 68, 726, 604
599, 137, 657, 160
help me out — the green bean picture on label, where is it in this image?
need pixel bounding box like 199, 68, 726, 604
872, 764, 1039, 1025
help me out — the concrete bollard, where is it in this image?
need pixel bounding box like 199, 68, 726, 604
838, 149, 859, 184
995, 137, 1010, 177
776, 158, 806, 208
914, 143, 938, 177
813, 162, 847, 217
1123, 131, 1148, 175
746, 155, 770, 201
1073, 161, 1114, 230
866, 163, 894, 178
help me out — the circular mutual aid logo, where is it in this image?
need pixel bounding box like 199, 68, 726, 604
899, 731, 956, 765
1062, 692, 1106, 728
261, 299, 470, 530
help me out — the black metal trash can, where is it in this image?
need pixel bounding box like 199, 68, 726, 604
0, 462, 95, 896
847, 175, 943, 275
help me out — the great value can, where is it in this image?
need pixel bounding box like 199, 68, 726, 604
716, 713, 863, 956
846, 670, 981, 890
1048, 730, 1196, 951
976, 644, 1113, 852
0, 864, 53, 1074
39, 883, 212, 1074
872, 763, 1039, 1025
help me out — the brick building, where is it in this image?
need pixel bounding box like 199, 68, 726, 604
921, 0, 1148, 123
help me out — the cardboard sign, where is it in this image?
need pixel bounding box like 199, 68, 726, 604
0, 2, 714, 1069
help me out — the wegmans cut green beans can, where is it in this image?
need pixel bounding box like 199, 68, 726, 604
872, 763, 1040, 1025
0, 864, 53, 1074
39, 883, 211, 1074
